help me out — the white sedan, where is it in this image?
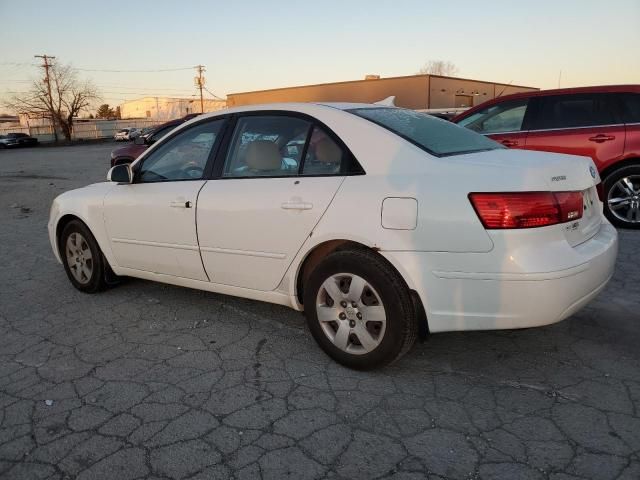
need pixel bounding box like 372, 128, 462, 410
114, 128, 138, 141
48, 103, 618, 369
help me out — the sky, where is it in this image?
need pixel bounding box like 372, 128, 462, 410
1, 0, 639, 114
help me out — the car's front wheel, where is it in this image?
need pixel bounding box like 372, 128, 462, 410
60, 220, 109, 293
303, 248, 417, 370
604, 165, 640, 229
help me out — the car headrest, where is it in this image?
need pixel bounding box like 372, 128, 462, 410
315, 137, 342, 164
245, 140, 281, 171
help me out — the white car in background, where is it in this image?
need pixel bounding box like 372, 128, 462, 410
114, 128, 139, 141
48, 103, 618, 369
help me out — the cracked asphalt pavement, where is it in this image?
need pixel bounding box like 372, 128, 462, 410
1, 143, 639, 480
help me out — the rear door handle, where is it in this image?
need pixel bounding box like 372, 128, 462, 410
500, 139, 519, 147
281, 201, 313, 210
170, 200, 192, 208
589, 134, 615, 143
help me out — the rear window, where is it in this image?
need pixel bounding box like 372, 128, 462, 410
349, 107, 502, 156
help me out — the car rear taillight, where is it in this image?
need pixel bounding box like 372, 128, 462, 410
596, 182, 604, 202
469, 192, 583, 229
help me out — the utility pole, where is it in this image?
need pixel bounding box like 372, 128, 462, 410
194, 65, 206, 113
34, 54, 57, 142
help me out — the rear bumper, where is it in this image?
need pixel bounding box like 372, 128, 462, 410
382, 222, 618, 333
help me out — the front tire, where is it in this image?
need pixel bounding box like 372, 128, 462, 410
60, 220, 108, 293
603, 165, 640, 229
303, 248, 417, 370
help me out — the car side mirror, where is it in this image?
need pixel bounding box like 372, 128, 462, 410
107, 164, 133, 183
134, 136, 145, 145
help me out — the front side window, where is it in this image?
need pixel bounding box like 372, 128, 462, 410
457, 99, 529, 134
533, 94, 618, 130
223, 116, 311, 178
350, 107, 502, 156
137, 119, 224, 182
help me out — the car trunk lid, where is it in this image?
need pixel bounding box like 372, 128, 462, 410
448, 149, 602, 246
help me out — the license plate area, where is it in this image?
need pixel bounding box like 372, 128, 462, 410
564, 187, 601, 247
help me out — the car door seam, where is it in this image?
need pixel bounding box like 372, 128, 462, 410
194, 180, 211, 282
274, 176, 348, 291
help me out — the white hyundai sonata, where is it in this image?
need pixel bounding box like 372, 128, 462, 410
48, 103, 618, 369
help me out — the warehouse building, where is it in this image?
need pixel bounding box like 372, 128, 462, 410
227, 74, 537, 110
119, 96, 226, 120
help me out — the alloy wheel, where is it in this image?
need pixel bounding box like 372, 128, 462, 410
65, 232, 93, 284
315, 273, 386, 355
607, 175, 640, 224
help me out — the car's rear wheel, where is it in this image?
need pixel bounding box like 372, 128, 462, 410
60, 220, 109, 293
603, 165, 640, 229
303, 248, 417, 370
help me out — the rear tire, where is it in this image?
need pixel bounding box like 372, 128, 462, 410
603, 165, 640, 229
60, 220, 109, 293
303, 248, 417, 370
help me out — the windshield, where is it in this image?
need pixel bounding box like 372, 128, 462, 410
348, 107, 503, 157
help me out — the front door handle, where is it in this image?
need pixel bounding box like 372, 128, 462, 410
500, 139, 519, 147
588, 134, 615, 143
170, 200, 192, 208
281, 201, 313, 210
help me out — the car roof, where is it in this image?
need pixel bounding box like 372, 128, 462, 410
454, 84, 640, 121
498, 84, 639, 101
184, 102, 388, 123
316, 102, 384, 110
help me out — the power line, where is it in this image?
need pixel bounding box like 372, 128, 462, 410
99, 90, 197, 95
203, 86, 225, 101
1, 79, 196, 94
93, 84, 197, 92
74, 66, 195, 73
0, 62, 38, 67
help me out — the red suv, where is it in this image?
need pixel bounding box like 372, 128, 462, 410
453, 85, 640, 228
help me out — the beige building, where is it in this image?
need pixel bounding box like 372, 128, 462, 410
120, 96, 226, 120
227, 74, 537, 110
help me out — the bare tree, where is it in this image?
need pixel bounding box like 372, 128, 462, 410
418, 60, 459, 77
4, 63, 99, 141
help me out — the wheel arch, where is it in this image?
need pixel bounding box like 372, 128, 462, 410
294, 239, 429, 338
600, 157, 640, 183
55, 213, 115, 266
55, 214, 91, 258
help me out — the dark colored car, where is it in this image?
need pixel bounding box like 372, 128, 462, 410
110, 114, 201, 167
0, 132, 38, 148
453, 85, 640, 228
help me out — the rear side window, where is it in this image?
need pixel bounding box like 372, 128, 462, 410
223, 116, 311, 177
620, 93, 640, 123
302, 127, 346, 175
350, 107, 502, 156
457, 99, 529, 134
533, 94, 618, 130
